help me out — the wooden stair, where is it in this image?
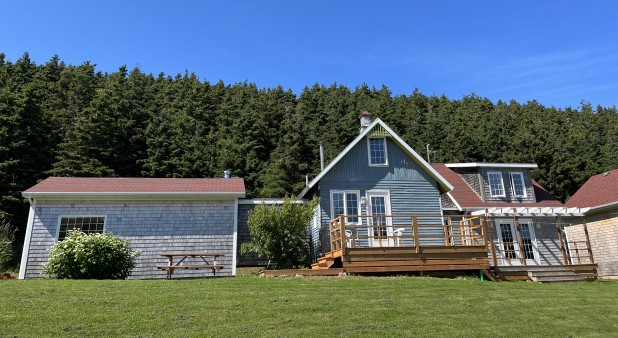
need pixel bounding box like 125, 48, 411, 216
493, 265, 596, 283
528, 268, 583, 283
311, 256, 340, 270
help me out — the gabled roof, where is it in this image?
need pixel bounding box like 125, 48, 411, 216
565, 169, 618, 209
431, 163, 562, 209
23, 177, 246, 199
298, 118, 453, 198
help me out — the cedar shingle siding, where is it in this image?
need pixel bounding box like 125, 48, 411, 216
24, 200, 236, 279
565, 211, 618, 278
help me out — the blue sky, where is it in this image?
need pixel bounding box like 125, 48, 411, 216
2, 1, 617, 108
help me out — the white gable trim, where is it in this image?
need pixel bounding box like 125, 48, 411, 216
299, 118, 453, 198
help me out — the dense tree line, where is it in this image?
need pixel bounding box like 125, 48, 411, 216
2, 52, 617, 246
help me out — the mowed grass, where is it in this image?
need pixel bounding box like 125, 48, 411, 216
1, 274, 617, 337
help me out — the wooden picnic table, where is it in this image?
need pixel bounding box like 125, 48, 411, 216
157, 252, 224, 279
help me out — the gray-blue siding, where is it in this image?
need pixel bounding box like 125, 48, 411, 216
313, 137, 444, 255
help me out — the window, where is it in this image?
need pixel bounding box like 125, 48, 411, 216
487, 171, 505, 197
368, 138, 388, 166
520, 223, 535, 259
510, 172, 526, 197
331, 191, 360, 223
58, 216, 105, 241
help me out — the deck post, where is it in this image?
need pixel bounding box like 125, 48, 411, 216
339, 216, 347, 250
513, 210, 527, 266
555, 216, 569, 265
412, 216, 419, 253
486, 212, 498, 267
582, 217, 595, 264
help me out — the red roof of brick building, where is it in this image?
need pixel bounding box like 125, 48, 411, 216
565, 169, 618, 208
23, 177, 245, 195
431, 163, 562, 209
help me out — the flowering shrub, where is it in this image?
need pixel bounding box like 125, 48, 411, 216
44, 230, 140, 279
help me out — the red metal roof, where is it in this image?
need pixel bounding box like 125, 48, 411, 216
431, 163, 562, 209
565, 169, 618, 208
24, 177, 246, 194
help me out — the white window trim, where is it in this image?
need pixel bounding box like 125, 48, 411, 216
367, 137, 388, 167
495, 219, 539, 264
330, 190, 361, 224
55, 215, 107, 242
487, 171, 506, 197
509, 172, 527, 198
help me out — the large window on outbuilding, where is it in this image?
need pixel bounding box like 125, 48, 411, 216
487, 171, 505, 197
58, 216, 105, 241
510, 172, 526, 197
331, 191, 360, 223
368, 137, 388, 166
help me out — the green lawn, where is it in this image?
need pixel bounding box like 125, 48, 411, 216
1, 275, 617, 337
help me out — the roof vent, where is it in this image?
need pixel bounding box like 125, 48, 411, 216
224, 170, 231, 179
603, 171, 610, 177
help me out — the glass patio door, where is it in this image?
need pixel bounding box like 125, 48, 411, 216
496, 220, 538, 265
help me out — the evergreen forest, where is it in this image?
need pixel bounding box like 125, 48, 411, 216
2, 52, 617, 250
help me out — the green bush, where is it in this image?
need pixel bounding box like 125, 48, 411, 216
241, 197, 318, 269
44, 230, 140, 279
0, 219, 16, 271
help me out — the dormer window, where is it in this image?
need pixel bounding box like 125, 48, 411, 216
510, 172, 526, 197
368, 137, 388, 166
488, 171, 505, 197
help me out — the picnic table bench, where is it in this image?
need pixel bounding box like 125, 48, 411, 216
157, 253, 224, 279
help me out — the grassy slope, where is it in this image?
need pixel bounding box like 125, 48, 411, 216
1, 276, 617, 337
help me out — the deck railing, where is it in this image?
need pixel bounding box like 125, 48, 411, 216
566, 240, 594, 264
328, 214, 487, 255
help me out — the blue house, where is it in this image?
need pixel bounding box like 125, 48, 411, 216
298, 112, 454, 260
296, 112, 597, 281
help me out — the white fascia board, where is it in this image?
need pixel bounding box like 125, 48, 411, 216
238, 199, 305, 205
445, 163, 538, 169
378, 120, 453, 193
586, 201, 618, 214
299, 118, 453, 197
299, 118, 382, 198
21, 191, 246, 201
446, 192, 463, 211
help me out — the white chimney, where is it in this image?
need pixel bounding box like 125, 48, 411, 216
360, 111, 372, 133
224, 170, 231, 179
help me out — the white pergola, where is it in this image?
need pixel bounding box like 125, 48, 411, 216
470, 207, 590, 217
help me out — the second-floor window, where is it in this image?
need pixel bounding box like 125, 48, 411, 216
510, 172, 526, 197
488, 171, 505, 197
368, 137, 388, 166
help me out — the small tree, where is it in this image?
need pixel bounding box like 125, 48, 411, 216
44, 230, 140, 279
241, 197, 318, 269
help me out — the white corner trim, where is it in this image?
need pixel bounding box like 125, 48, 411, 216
232, 199, 238, 277
18, 199, 37, 279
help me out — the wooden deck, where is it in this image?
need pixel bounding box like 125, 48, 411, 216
305, 214, 598, 281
